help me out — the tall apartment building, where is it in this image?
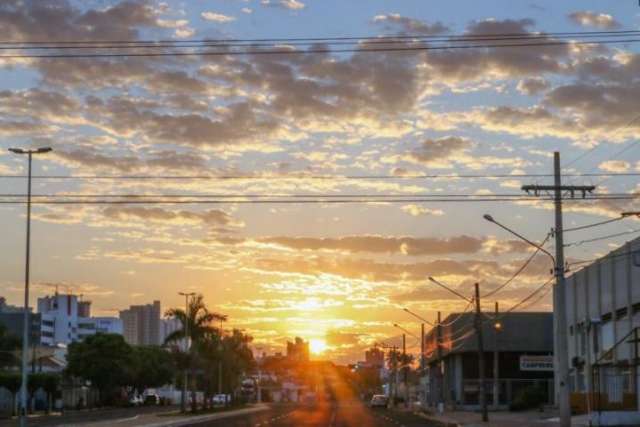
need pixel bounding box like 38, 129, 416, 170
119, 301, 162, 346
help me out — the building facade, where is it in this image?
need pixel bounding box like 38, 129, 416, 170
119, 301, 162, 346
565, 237, 640, 413
423, 312, 554, 409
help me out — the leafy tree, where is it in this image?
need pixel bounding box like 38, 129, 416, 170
165, 294, 226, 412
65, 334, 133, 405
0, 324, 20, 368
0, 373, 21, 415
130, 346, 175, 394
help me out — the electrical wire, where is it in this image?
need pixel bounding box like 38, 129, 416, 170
1, 38, 639, 59
564, 216, 625, 232
482, 233, 552, 298
3, 29, 640, 45
2, 172, 640, 180
437, 300, 475, 327
564, 229, 640, 247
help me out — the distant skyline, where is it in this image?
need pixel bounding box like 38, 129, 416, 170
1, 0, 640, 363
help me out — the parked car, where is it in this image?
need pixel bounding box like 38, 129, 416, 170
129, 395, 143, 406
144, 394, 160, 405
212, 394, 231, 406
369, 394, 388, 408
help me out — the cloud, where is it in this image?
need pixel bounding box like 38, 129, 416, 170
101, 206, 243, 228
201, 12, 236, 23
53, 148, 208, 173
599, 160, 630, 173
0, 0, 160, 42
516, 77, 550, 95
261, 0, 305, 10
401, 204, 444, 217
372, 14, 449, 35
409, 136, 472, 165
259, 235, 487, 256
568, 11, 621, 29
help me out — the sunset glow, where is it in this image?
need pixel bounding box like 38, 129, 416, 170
0, 0, 636, 367
310, 339, 328, 355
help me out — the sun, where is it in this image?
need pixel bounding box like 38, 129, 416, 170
309, 338, 327, 354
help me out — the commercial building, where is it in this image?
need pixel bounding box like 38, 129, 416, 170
423, 312, 554, 409
286, 337, 310, 362
119, 301, 162, 346
565, 237, 640, 415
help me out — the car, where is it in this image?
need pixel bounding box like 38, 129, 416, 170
144, 394, 160, 405
369, 394, 389, 408
129, 395, 143, 406
212, 394, 230, 406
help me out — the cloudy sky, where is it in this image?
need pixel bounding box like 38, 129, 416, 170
1, 0, 640, 363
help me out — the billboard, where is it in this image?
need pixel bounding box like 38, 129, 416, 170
519, 355, 554, 371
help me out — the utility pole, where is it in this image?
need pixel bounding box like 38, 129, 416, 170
9, 146, 52, 427
402, 333, 409, 407
420, 323, 425, 372
493, 302, 500, 408
522, 152, 594, 427
474, 283, 488, 422
437, 311, 444, 408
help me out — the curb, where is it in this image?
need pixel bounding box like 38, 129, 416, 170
414, 411, 461, 427
132, 404, 270, 427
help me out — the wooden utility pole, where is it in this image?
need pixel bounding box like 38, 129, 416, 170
522, 151, 595, 427
493, 301, 499, 408
474, 283, 488, 422
437, 311, 444, 406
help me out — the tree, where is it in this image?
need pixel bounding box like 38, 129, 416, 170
0, 324, 20, 368
65, 334, 133, 405
164, 294, 227, 412
130, 346, 175, 395
0, 373, 21, 415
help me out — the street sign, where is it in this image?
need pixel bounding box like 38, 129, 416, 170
519, 355, 554, 371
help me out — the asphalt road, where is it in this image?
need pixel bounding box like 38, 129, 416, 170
190, 402, 435, 427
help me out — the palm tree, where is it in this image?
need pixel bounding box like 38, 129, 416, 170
165, 294, 227, 412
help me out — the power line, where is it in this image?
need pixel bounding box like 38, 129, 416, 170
2, 31, 639, 51
3, 29, 639, 45
3, 172, 640, 181
564, 229, 640, 247
482, 233, 552, 298
564, 216, 626, 232
1, 38, 639, 59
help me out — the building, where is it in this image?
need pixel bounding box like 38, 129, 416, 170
161, 317, 183, 346
0, 311, 41, 345
286, 337, 310, 362
365, 347, 385, 369
37, 293, 99, 346
423, 312, 554, 409
565, 237, 640, 415
0, 297, 23, 313
119, 301, 162, 346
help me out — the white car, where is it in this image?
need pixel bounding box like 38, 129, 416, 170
370, 394, 388, 408
212, 394, 230, 406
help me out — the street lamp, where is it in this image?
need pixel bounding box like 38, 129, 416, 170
483, 213, 569, 426
178, 291, 195, 413
9, 146, 52, 427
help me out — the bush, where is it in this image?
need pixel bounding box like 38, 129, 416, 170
510, 386, 546, 411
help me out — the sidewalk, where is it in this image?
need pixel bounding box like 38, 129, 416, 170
416, 410, 591, 427
74, 404, 270, 427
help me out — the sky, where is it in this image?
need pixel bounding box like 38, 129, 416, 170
1, 0, 640, 364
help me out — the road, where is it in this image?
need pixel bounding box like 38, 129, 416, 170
190, 402, 435, 427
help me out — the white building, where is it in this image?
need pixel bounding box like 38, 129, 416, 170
565, 236, 640, 415
37, 293, 121, 346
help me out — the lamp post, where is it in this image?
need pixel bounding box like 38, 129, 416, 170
483, 213, 569, 426
178, 291, 195, 413
9, 147, 52, 427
